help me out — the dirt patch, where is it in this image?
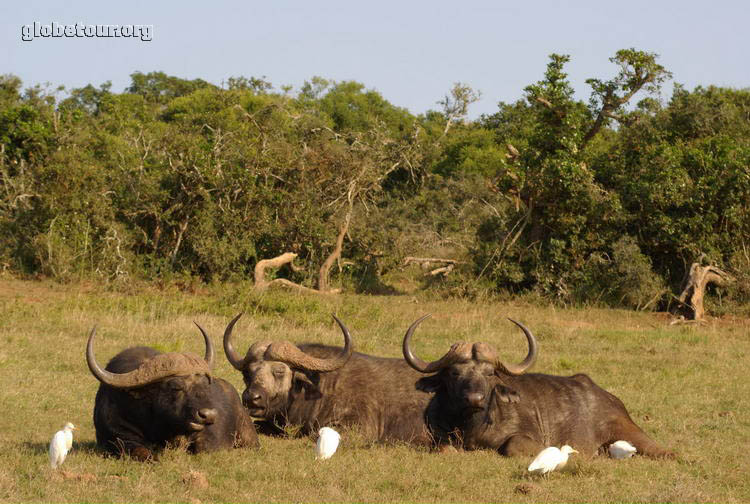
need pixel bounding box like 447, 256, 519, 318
0, 278, 71, 302
57, 470, 97, 482
514, 482, 539, 495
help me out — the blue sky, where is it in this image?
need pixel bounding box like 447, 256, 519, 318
2, 0, 749, 117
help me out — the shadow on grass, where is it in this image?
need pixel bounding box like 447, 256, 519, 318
509, 459, 602, 481
23, 440, 100, 456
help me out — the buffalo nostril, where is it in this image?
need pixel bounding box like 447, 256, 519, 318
466, 392, 485, 407
197, 408, 217, 425
244, 392, 262, 404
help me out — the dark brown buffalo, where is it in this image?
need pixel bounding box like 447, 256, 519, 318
87, 323, 259, 460
223, 313, 435, 445
403, 315, 674, 458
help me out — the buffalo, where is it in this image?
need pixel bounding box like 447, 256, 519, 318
87, 323, 259, 460
402, 315, 674, 458
223, 313, 436, 445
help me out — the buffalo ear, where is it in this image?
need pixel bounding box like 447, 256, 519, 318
492, 384, 520, 404
292, 371, 322, 400
416, 375, 442, 393
127, 389, 145, 400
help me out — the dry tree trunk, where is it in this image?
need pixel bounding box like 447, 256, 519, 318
676, 261, 734, 320
318, 210, 351, 292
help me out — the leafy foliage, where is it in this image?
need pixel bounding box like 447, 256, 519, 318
1, 51, 749, 311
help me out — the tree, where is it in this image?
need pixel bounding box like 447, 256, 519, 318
597, 85, 750, 292
473, 50, 670, 300
582, 49, 671, 148
437, 82, 481, 137
126, 71, 215, 103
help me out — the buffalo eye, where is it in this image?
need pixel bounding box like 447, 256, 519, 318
167, 380, 184, 392
273, 370, 286, 379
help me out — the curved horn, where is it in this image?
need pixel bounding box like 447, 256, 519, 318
329, 314, 353, 366
496, 319, 538, 375
193, 321, 215, 369
86, 327, 212, 389
86, 326, 123, 387
85, 326, 149, 389
264, 314, 353, 372
402, 315, 467, 373
223, 312, 248, 371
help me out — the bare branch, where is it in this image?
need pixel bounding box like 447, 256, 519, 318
535, 96, 554, 109
267, 278, 341, 295
403, 257, 465, 267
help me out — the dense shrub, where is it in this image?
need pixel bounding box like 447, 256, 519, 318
1, 57, 749, 313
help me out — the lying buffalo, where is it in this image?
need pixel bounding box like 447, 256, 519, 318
403, 315, 674, 458
223, 313, 436, 445
87, 323, 259, 460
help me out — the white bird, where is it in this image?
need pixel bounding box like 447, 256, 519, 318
527, 445, 578, 475
315, 427, 340, 460
49, 422, 77, 469
608, 440, 637, 459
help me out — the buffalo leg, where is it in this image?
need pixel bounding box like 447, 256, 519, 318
105, 436, 155, 461
500, 435, 544, 457
234, 414, 261, 448
611, 418, 674, 459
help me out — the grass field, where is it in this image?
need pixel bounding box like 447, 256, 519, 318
0, 278, 748, 503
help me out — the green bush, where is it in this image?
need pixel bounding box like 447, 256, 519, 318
573, 236, 666, 309
1, 58, 749, 315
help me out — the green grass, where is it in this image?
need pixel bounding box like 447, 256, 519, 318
0, 278, 748, 502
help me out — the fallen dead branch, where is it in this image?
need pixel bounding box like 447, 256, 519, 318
403, 257, 465, 266
254, 252, 341, 294
403, 256, 465, 277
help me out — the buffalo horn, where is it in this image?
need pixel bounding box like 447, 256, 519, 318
194, 321, 215, 369
86, 327, 211, 388
402, 315, 468, 373
223, 312, 248, 371
264, 314, 353, 372
496, 318, 538, 375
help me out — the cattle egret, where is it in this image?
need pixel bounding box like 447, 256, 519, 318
315, 427, 340, 460
49, 422, 77, 469
527, 445, 578, 475
609, 440, 637, 459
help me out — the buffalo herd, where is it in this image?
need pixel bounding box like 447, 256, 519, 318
86, 313, 673, 461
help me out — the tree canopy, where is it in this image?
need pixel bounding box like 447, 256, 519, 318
1, 49, 748, 311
